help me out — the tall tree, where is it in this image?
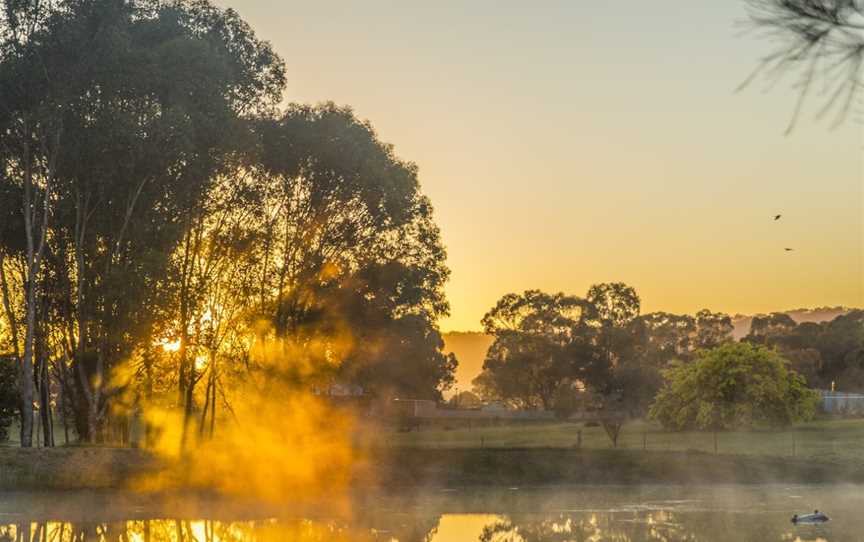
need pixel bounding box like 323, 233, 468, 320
2, 0, 457, 449
0, 0, 64, 445
742, 310, 864, 390
475, 290, 595, 410
248, 103, 453, 399
0, 0, 285, 443
635, 312, 697, 365
694, 309, 734, 349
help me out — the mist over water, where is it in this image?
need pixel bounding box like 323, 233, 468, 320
0, 485, 855, 541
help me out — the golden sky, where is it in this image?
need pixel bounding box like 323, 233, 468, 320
218, 1, 863, 331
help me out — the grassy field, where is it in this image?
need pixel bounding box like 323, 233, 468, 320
384, 418, 864, 461
3, 418, 864, 489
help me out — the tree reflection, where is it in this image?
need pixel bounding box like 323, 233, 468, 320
473, 510, 843, 542
0, 519, 379, 542
0, 510, 838, 542
479, 511, 699, 542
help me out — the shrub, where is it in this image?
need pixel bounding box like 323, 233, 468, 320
649, 342, 818, 430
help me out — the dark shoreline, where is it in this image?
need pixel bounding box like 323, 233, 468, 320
3, 446, 864, 491
374, 447, 864, 487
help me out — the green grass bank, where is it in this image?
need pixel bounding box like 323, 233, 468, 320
4, 418, 864, 490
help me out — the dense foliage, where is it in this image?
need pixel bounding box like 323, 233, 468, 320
650, 342, 819, 431
0, 0, 454, 447
744, 310, 864, 391
473, 284, 738, 418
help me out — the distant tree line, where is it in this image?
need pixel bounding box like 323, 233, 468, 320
743, 310, 864, 391
0, 0, 455, 447
472, 284, 736, 415
473, 284, 854, 437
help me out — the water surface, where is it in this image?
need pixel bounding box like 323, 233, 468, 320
0, 485, 853, 541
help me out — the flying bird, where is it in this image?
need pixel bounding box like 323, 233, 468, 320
785, 248, 794, 251
774, 214, 782, 221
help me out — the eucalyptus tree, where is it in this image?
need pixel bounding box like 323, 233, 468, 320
167, 167, 266, 446
247, 103, 454, 399
0, 0, 66, 446
0, 0, 285, 443
475, 290, 595, 410
475, 283, 651, 445
635, 312, 697, 364
2, 0, 456, 447
694, 309, 734, 349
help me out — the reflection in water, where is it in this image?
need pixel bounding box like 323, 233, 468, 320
0, 512, 833, 542
0, 520, 374, 542
0, 485, 850, 542
478, 510, 698, 542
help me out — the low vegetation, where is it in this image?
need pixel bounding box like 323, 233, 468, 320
6, 418, 864, 490
386, 418, 864, 462
650, 342, 819, 430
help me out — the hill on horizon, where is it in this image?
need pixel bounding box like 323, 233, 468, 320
442, 306, 856, 396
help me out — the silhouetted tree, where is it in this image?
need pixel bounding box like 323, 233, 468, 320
748, 312, 798, 340
474, 290, 595, 410
743, 310, 864, 390
694, 309, 734, 349
251, 103, 454, 400
1, 0, 454, 449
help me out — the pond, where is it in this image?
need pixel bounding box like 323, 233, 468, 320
0, 484, 855, 541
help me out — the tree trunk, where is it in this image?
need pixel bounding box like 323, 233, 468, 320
602, 420, 622, 448
19, 122, 57, 448
18, 346, 34, 447
19, 270, 36, 447
59, 382, 69, 445
143, 351, 154, 448
87, 401, 98, 444
181, 367, 196, 451
209, 380, 216, 438
198, 365, 214, 439
38, 350, 53, 447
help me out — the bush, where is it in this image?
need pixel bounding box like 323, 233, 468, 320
649, 343, 818, 431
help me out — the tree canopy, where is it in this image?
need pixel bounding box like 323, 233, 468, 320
650, 342, 818, 431
744, 310, 864, 391
473, 283, 737, 419
0, 0, 455, 447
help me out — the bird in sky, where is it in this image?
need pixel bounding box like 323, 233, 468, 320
774, 214, 782, 220
785, 248, 794, 251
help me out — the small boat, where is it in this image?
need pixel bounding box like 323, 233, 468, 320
791, 510, 829, 524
